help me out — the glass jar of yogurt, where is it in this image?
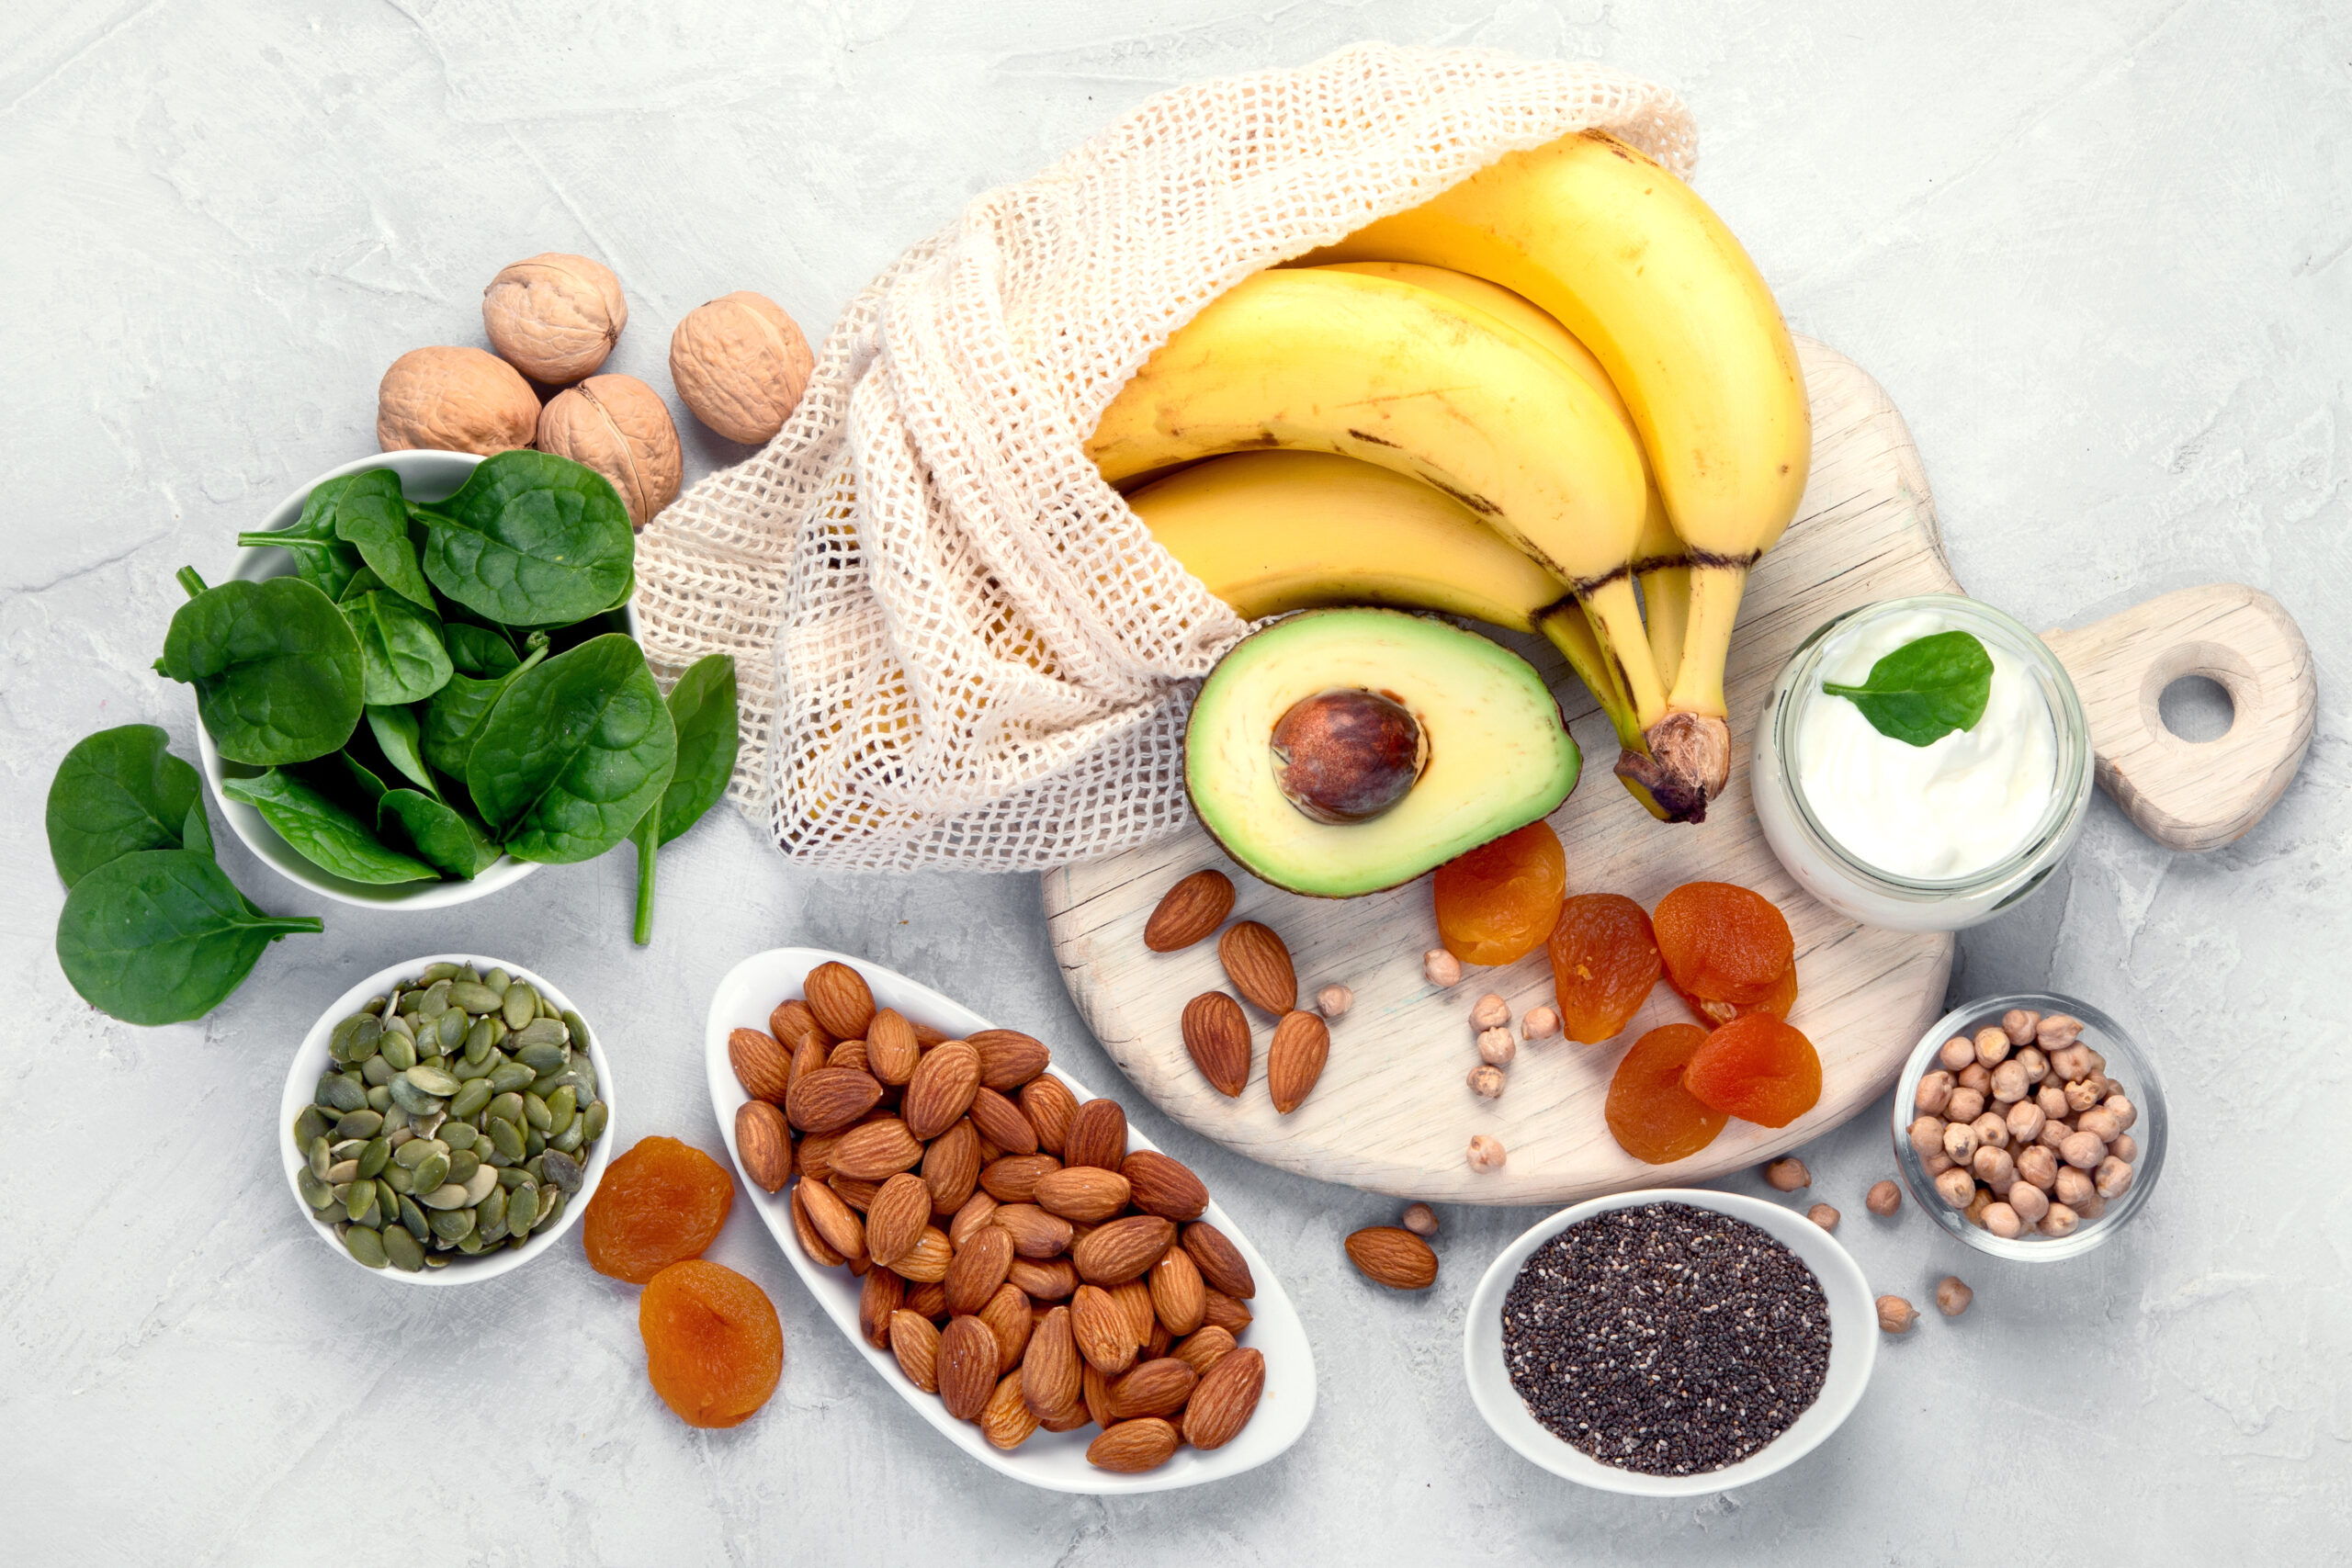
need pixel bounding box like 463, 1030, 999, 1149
1751, 594, 2093, 931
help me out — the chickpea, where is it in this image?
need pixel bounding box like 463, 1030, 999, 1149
2036, 1013, 2085, 1049
2103, 1094, 2137, 1132
2038, 1202, 2080, 1237
2016, 1045, 2051, 1085
1466, 1064, 1506, 1099
1866, 1179, 1903, 1216
1934, 1167, 1977, 1208
1763, 1156, 1810, 1192
1470, 993, 1510, 1032
2007, 1179, 2050, 1224
1971, 1111, 2010, 1150
1915, 1070, 1956, 1116
2036, 1084, 2071, 1120
1923, 1150, 1956, 1176
2083, 1047, 2107, 1077
2094, 1156, 2134, 1200
1990, 1059, 2030, 1104
2060, 1130, 2107, 1170
1972, 1145, 2016, 1190
1982, 1201, 2023, 1239
1945, 1087, 1987, 1124
2075, 1108, 2122, 1142
1521, 1005, 1560, 1041
1936, 1275, 1975, 1315
1963, 1186, 1995, 1229
1957, 1063, 1993, 1095
2048, 1043, 2095, 1082
1973, 1025, 2013, 1068
1807, 1202, 1840, 1231
1400, 1201, 1439, 1237
2054, 1166, 2096, 1207
2002, 1008, 2041, 1046
1317, 983, 1354, 1020
2109, 1133, 2138, 1164
1423, 948, 1464, 987
1942, 1122, 1980, 1165
1876, 1295, 1917, 1333
2037, 1117, 2072, 1150
2006, 1100, 2046, 1144
1465, 1134, 1506, 1172
2064, 1077, 2104, 1115
1937, 1035, 1975, 1071
1476, 1027, 1517, 1067
1908, 1114, 1949, 1158
2015, 1145, 2059, 1190
2074, 1193, 2108, 1222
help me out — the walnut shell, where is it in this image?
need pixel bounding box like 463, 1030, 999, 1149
535, 374, 682, 529
481, 253, 628, 383
376, 346, 539, 456
669, 291, 813, 445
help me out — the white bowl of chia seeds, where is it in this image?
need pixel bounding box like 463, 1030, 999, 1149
1464, 1190, 1877, 1495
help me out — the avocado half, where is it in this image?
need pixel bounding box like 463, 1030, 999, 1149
1184, 608, 1580, 897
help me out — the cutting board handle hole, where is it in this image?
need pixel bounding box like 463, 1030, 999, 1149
2155, 673, 2235, 746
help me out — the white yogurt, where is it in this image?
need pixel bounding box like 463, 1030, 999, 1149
1792, 609, 2057, 880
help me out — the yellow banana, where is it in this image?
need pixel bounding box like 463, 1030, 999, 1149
1086, 265, 1660, 745
1305, 130, 1812, 819
1129, 450, 1649, 752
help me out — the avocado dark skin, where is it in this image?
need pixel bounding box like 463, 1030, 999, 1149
1269, 688, 1428, 824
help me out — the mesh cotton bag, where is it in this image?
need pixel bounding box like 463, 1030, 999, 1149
631, 42, 1694, 874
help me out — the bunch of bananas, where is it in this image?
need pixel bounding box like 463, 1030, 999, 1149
1087, 130, 1811, 823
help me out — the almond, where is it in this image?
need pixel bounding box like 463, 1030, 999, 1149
944, 1224, 1016, 1315
1345, 1225, 1440, 1290
1144, 868, 1236, 953
787, 1030, 829, 1089
980, 1370, 1039, 1450
1008, 1256, 1078, 1301
968, 1028, 1050, 1091
789, 1182, 845, 1266
1181, 1347, 1264, 1450
1110, 1277, 1157, 1344
979, 1153, 1063, 1204
1033, 1166, 1132, 1224
967, 1086, 1040, 1156
1069, 1285, 1137, 1376
904, 1280, 948, 1319
1218, 920, 1296, 1014
937, 1314, 999, 1421
1081, 1360, 1114, 1428
1088, 1416, 1181, 1473
903, 1040, 981, 1140
803, 960, 876, 1040
1172, 1325, 1237, 1376
828, 1039, 870, 1074
978, 1280, 1035, 1372
795, 1129, 840, 1182
888, 1309, 941, 1391
990, 1202, 1075, 1259
921, 1117, 981, 1215
1022, 1305, 1082, 1417
893, 1227, 952, 1283
864, 1172, 933, 1269
1144, 1317, 1173, 1360
771, 997, 833, 1047
947, 1190, 1000, 1248
910, 1019, 954, 1046
828, 1117, 924, 1181
1266, 1009, 1330, 1114
1201, 1288, 1252, 1336
827, 1173, 878, 1212
727, 1027, 794, 1103
866, 1007, 920, 1086
1121, 1150, 1210, 1222
1074, 1214, 1177, 1286
1106, 1357, 1199, 1421
785, 1066, 883, 1134
1182, 991, 1252, 1098
1020, 1077, 1079, 1156
797, 1177, 865, 1262
1062, 1098, 1129, 1171
733, 1099, 793, 1192
1180, 1220, 1257, 1300
1148, 1245, 1208, 1337
859, 1265, 904, 1348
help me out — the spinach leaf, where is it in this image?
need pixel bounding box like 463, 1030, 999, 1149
332, 748, 389, 808
221, 770, 438, 885
323, 468, 435, 608
338, 567, 386, 603
419, 451, 635, 627
182, 798, 214, 860
159, 574, 365, 766
379, 789, 502, 880
45, 725, 203, 886
445, 622, 520, 678
343, 589, 453, 705
366, 705, 439, 797
468, 633, 676, 865
1822, 629, 1996, 748
55, 849, 322, 1025
420, 642, 548, 789
629, 654, 741, 944
238, 496, 361, 603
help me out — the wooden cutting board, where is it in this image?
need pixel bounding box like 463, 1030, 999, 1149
1041, 339, 2313, 1203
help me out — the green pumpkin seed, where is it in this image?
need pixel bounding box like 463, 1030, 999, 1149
380, 1010, 414, 1043
419, 1181, 470, 1212
379, 1163, 414, 1196
449, 1079, 493, 1120
514, 1043, 569, 1078
544, 1086, 577, 1137
423, 1254, 448, 1269
487, 1091, 526, 1125
511, 1017, 569, 1050
435, 1010, 465, 1052
539, 992, 560, 1020
458, 1166, 498, 1205
393, 1135, 444, 1169
537, 1187, 566, 1231
344, 1179, 379, 1224
502, 983, 538, 1032
363, 993, 390, 1016
455, 1229, 487, 1255
429, 1205, 476, 1240
506, 1180, 540, 1236
307, 1135, 333, 1181
408, 1150, 450, 1193
582, 1100, 608, 1143
293, 1105, 332, 1147
524, 1126, 545, 1156
560, 1008, 592, 1051
539, 1150, 584, 1194
454, 1052, 496, 1084
322, 1074, 368, 1113
345, 1226, 389, 1268
328, 1013, 366, 1062
366, 1085, 393, 1112
418, 962, 463, 984
495, 1167, 529, 1190
439, 1121, 480, 1152
358, 1055, 391, 1089
404, 1064, 461, 1098
476, 1185, 508, 1234
397, 988, 424, 1016
357, 1136, 391, 1179
345, 1015, 382, 1064
325, 1158, 360, 1184
445, 1148, 481, 1188
485, 1145, 514, 1168
488, 1063, 536, 1095
422, 974, 457, 1005
462, 1017, 496, 1064
381, 1225, 425, 1271
333, 1109, 383, 1142
381, 1031, 419, 1072
447, 981, 501, 1015
397, 1195, 429, 1240
389, 1077, 440, 1116
549, 1118, 586, 1155
522, 1090, 552, 1132
297, 1167, 334, 1210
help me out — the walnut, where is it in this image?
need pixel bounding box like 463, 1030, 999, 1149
482, 253, 627, 383
377, 346, 538, 456
535, 374, 683, 529
669, 290, 814, 445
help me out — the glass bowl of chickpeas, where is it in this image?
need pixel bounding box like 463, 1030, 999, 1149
1890, 993, 2165, 1261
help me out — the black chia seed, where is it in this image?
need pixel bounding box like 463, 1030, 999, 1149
1499, 1201, 1831, 1476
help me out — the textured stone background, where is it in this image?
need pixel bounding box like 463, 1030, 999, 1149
4, 2, 2346, 1562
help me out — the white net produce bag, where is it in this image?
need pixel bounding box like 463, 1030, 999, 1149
631, 42, 1694, 874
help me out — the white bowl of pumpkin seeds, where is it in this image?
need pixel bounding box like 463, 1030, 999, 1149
280, 953, 615, 1283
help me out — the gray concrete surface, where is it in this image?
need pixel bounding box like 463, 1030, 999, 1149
3, 2, 2346, 1562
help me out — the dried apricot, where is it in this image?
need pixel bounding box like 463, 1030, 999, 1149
1605, 1024, 1728, 1164
1652, 882, 1794, 1004
1546, 893, 1661, 1043
1433, 820, 1566, 966
582, 1135, 735, 1283
639, 1259, 784, 1428
1681, 1013, 1824, 1128
1669, 960, 1797, 1028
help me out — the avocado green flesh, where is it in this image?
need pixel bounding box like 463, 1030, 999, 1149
1185, 608, 1580, 897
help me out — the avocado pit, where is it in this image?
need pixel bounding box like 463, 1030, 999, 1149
1270, 687, 1429, 824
